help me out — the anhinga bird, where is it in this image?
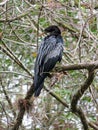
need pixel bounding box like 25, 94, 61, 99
34, 25, 63, 97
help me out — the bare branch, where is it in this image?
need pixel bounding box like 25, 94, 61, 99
11, 83, 34, 130
71, 70, 95, 130
55, 61, 98, 72
88, 121, 98, 130
0, 40, 33, 77
0, 78, 16, 117
0, 7, 34, 22
44, 86, 69, 108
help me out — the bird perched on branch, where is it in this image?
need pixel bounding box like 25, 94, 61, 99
34, 25, 63, 97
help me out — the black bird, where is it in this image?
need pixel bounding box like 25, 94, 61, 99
34, 25, 63, 97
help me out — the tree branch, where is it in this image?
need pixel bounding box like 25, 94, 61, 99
11, 84, 34, 130
0, 7, 34, 22
88, 121, 98, 130
55, 61, 98, 72
0, 41, 33, 77
10, 61, 97, 130
71, 70, 95, 130
44, 86, 69, 108
0, 78, 16, 117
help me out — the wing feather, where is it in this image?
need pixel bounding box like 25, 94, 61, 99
35, 36, 57, 74
34, 35, 63, 75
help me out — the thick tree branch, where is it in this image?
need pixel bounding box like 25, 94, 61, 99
88, 121, 98, 130
71, 70, 95, 109
71, 70, 95, 130
11, 84, 34, 130
55, 61, 98, 71
76, 107, 89, 130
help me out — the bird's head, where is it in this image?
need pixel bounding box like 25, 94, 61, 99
44, 25, 61, 35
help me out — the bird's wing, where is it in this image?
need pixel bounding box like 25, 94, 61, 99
35, 36, 56, 73
35, 35, 63, 75
38, 36, 57, 65
43, 43, 63, 72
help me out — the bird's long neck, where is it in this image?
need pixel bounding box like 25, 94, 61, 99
49, 32, 61, 37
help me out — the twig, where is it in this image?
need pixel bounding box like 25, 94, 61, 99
0, 71, 31, 78
0, 78, 16, 117
1, 40, 33, 77
89, 86, 98, 109
3, 38, 36, 47
0, 0, 8, 6
37, 6, 43, 49
0, 7, 34, 22
0, 102, 9, 128
44, 86, 69, 108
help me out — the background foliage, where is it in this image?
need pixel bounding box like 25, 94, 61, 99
0, 0, 98, 130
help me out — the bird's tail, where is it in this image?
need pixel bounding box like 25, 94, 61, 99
33, 74, 45, 97
34, 82, 44, 97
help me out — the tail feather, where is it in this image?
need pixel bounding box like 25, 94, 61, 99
34, 74, 46, 97
34, 83, 44, 97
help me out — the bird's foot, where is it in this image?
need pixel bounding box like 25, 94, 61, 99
49, 72, 65, 87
